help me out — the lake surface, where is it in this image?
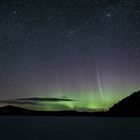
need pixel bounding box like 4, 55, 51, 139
0, 117, 140, 140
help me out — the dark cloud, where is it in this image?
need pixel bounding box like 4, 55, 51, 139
17, 97, 75, 102
0, 97, 75, 106
0, 100, 37, 105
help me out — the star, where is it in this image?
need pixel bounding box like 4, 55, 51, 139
14, 11, 17, 14
106, 13, 112, 18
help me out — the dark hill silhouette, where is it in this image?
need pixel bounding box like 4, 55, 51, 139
0, 105, 97, 116
0, 105, 34, 115
0, 90, 140, 116
109, 90, 140, 116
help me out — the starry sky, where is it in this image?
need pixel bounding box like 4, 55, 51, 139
0, 0, 140, 111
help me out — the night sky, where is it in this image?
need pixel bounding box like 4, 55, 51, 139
0, 0, 140, 111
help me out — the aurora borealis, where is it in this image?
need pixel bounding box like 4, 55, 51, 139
0, 0, 140, 111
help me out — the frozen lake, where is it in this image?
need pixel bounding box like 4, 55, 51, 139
0, 117, 140, 140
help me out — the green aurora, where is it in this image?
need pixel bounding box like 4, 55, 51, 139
12, 87, 139, 112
